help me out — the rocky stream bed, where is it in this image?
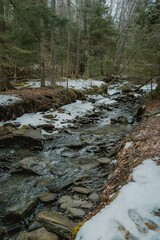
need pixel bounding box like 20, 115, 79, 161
0, 85, 145, 240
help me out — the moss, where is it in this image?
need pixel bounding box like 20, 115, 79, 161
71, 219, 87, 237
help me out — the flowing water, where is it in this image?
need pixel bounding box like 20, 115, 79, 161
0, 89, 142, 238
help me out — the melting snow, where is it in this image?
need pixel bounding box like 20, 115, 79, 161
0, 95, 21, 106
140, 83, 157, 92
76, 159, 160, 240
0, 100, 94, 131
57, 79, 106, 90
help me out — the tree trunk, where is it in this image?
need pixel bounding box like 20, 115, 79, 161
40, 0, 46, 87
50, 0, 56, 87
66, 0, 71, 89
0, 0, 9, 91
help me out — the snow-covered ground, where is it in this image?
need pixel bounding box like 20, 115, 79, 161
140, 83, 157, 93
0, 95, 21, 106
0, 95, 118, 134
76, 159, 160, 240
57, 79, 105, 90
15, 79, 106, 90
0, 100, 94, 130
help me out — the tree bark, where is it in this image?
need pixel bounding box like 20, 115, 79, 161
50, 0, 56, 87
66, 0, 71, 89
0, 0, 9, 91
40, 0, 46, 87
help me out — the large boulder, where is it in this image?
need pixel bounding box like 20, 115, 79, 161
37, 211, 75, 239
0, 125, 45, 149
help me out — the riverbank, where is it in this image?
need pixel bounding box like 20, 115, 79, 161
0, 80, 158, 240
74, 97, 160, 240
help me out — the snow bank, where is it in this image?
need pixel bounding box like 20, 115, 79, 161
76, 159, 160, 240
140, 83, 157, 92
0, 100, 94, 130
0, 95, 21, 106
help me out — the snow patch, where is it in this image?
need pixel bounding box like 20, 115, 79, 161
57, 79, 106, 90
0, 95, 21, 106
0, 100, 94, 132
76, 159, 160, 240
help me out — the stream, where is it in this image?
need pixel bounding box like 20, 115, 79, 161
0, 85, 144, 239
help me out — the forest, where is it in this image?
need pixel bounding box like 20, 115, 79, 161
0, 0, 159, 90
0, 1, 160, 240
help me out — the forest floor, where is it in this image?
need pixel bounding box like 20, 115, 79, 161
74, 96, 160, 240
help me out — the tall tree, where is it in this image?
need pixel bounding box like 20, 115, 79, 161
0, 0, 9, 91
50, 0, 56, 86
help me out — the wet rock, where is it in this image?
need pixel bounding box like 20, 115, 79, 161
38, 192, 56, 203
81, 202, 93, 209
28, 221, 42, 232
37, 211, 75, 239
7, 222, 22, 234
68, 208, 85, 219
0, 227, 6, 240
13, 126, 45, 148
43, 114, 55, 119
134, 105, 146, 122
58, 195, 89, 210
88, 193, 99, 202
72, 187, 92, 195
38, 124, 55, 131
0, 126, 15, 148
97, 158, 112, 164
80, 162, 100, 170
17, 227, 59, 240
5, 198, 38, 222
0, 126, 15, 136
12, 157, 51, 176
122, 84, 133, 94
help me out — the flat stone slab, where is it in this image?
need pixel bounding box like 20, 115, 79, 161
5, 198, 38, 222
17, 227, 59, 240
97, 158, 112, 164
72, 187, 91, 195
39, 193, 56, 203
68, 208, 85, 218
37, 211, 76, 239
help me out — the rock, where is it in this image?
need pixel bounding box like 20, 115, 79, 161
97, 158, 112, 164
68, 208, 85, 218
6, 222, 22, 234
58, 195, 89, 210
43, 114, 55, 119
0, 227, 6, 239
38, 124, 55, 131
17, 227, 59, 240
0, 126, 15, 136
37, 211, 75, 239
118, 116, 128, 124
80, 162, 100, 170
134, 105, 146, 122
88, 193, 99, 202
124, 142, 133, 150
0, 126, 15, 148
5, 198, 38, 222
28, 221, 42, 232
122, 84, 133, 94
72, 187, 91, 195
12, 157, 51, 176
13, 126, 45, 148
39, 192, 56, 203
81, 203, 93, 209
